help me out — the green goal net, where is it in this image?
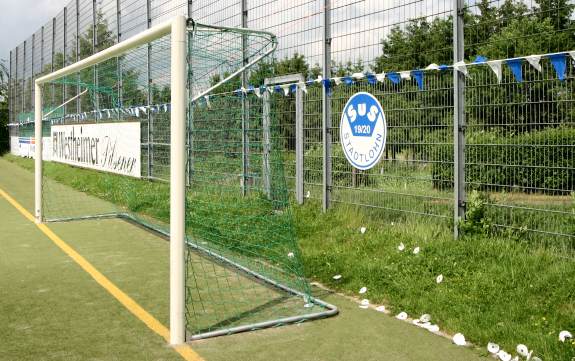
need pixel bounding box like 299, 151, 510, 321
39, 18, 337, 341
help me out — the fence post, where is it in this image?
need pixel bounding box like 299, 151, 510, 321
76, 0, 80, 115
322, 0, 332, 212
262, 89, 271, 198
145, 0, 155, 179
31, 34, 35, 117
453, 0, 466, 239
296, 81, 304, 205
63, 7, 67, 118
23, 41, 26, 117
92, 0, 98, 113
241, 0, 250, 196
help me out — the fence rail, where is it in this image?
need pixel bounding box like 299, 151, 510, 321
7, 0, 575, 252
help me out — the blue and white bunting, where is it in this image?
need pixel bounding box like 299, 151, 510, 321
487, 60, 503, 83
342, 76, 354, 86
526, 55, 542, 72
412, 70, 424, 90
366, 74, 378, 85
387, 72, 400, 84
473, 55, 488, 64
548, 53, 567, 81
454, 61, 469, 77
506, 59, 523, 82
399, 71, 411, 80
322, 78, 332, 96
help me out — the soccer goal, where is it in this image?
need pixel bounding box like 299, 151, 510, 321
34, 15, 337, 345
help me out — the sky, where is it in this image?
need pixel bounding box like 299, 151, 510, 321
0, 0, 68, 64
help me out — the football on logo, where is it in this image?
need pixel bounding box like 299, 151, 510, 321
340, 92, 387, 170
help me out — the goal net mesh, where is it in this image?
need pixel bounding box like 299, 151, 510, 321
40, 20, 331, 340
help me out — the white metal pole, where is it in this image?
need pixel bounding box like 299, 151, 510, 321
34, 83, 42, 223
169, 14, 187, 345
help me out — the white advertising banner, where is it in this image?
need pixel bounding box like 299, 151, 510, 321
51, 122, 141, 177
10, 136, 19, 156
11, 136, 52, 160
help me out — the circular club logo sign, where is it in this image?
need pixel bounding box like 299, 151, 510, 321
339, 92, 387, 170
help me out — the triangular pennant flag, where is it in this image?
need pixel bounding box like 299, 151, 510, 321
299, 82, 308, 93
525, 55, 542, 72
487, 60, 503, 83
425, 63, 440, 71
376, 72, 386, 82
352, 72, 365, 80
163, 104, 168, 112
473, 55, 488, 64
106, 109, 111, 118
454, 61, 468, 77
366, 74, 377, 85
322, 79, 332, 96
315, 75, 323, 83
135, 107, 140, 117
569, 51, 575, 62
290, 84, 298, 94
412, 70, 424, 90
548, 53, 567, 81
204, 95, 211, 109
280, 84, 290, 96
342, 76, 354, 86
247, 85, 255, 94
387, 72, 400, 84
254, 86, 261, 98
506, 59, 523, 82
399, 71, 411, 80
274, 85, 282, 94
140, 106, 147, 115
334, 77, 342, 86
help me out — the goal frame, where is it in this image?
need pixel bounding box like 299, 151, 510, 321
34, 15, 188, 345
34, 15, 338, 345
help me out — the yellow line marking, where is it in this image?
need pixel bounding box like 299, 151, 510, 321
0, 187, 204, 361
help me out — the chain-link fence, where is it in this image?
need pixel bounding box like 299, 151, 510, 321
8, 0, 575, 253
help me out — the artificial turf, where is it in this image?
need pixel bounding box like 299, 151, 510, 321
0, 156, 490, 360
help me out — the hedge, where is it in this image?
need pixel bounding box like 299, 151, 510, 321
430, 127, 575, 194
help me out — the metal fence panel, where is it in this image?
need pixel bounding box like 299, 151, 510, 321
6, 0, 575, 253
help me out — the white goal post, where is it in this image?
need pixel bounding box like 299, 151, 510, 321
34, 15, 188, 345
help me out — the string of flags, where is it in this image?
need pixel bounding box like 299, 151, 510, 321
10, 50, 575, 125
193, 50, 575, 107
12, 103, 172, 126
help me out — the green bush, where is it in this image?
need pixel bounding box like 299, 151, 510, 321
430, 127, 575, 194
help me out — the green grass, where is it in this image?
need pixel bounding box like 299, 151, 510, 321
3, 154, 575, 360
0, 156, 488, 361
296, 202, 575, 360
